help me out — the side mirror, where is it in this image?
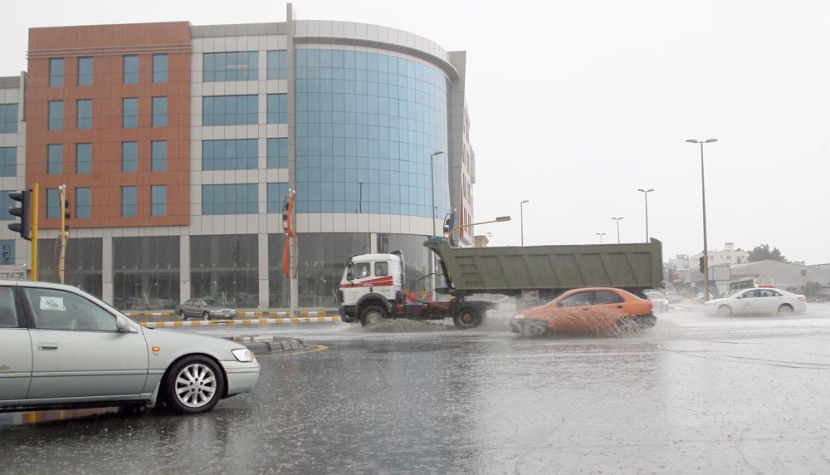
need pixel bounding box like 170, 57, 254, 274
116, 315, 138, 333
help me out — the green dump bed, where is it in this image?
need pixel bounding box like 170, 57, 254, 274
425, 238, 663, 297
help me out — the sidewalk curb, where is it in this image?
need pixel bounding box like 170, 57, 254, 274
224, 335, 306, 355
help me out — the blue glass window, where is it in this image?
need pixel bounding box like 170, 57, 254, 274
77, 99, 92, 129
76, 187, 91, 218
267, 138, 288, 168
152, 97, 167, 127
76, 143, 91, 174
202, 139, 257, 170
78, 57, 93, 86
122, 186, 137, 217
151, 185, 166, 216
266, 183, 289, 213
203, 52, 258, 82
122, 98, 138, 128
202, 184, 257, 215
267, 50, 288, 80
267, 94, 288, 124
122, 142, 137, 172
123, 55, 139, 84
50, 58, 64, 87
0, 104, 16, 133
153, 54, 168, 83
0, 240, 14, 265
0, 148, 16, 177
151, 141, 167, 171
47, 188, 60, 219
47, 144, 62, 175
295, 49, 449, 217
48, 101, 63, 131
202, 95, 258, 126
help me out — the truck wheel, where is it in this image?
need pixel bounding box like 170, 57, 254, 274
453, 305, 482, 329
360, 305, 387, 327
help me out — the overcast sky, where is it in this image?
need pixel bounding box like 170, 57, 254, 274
3, 0, 829, 265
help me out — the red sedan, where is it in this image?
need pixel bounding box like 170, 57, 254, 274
510, 287, 656, 337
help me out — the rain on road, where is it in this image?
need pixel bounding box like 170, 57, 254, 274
3, 304, 830, 474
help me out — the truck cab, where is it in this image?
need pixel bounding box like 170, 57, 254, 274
336, 252, 404, 323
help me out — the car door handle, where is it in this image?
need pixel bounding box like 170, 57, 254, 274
617, 305, 623, 308
38, 343, 59, 351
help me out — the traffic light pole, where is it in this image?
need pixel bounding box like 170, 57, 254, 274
31, 183, 38, 281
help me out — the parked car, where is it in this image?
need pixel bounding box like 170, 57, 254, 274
703, 287, 807, 317
665, 291, 682, 304
645, 291, 670, 312
0, 280, 260, 415
510, 287, 656, 337
176, 298, 236, 320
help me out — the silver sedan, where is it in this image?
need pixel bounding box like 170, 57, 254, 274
175, 298, 237, 321
703, 287, 807, 316
0, 280, 260, 415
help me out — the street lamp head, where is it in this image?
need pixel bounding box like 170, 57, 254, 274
431, 150, 444, 156
521, 200, 529, 204
495, 216, 511, 222
685, 139, 699, 143
705, 138, 717, 143
612, 216, 623, 221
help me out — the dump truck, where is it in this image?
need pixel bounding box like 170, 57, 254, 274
335, 237, 663, 329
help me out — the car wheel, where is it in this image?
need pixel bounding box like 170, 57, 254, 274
453, 305, 483, 329
360, 305, 387, 327
717, 305, 733, 317
202, 311, 211, 321
529, 322, 551, 337
777, 304, 794, 315
163, 355, 225, 415
179, 311, 187, 321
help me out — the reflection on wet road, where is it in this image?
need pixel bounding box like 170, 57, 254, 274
4, 304, 830, 473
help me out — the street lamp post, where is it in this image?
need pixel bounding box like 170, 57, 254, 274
430, 151, 444, 237
596, 232, 606, 244
520, 200, 529, 246
612, 217, 623, 243
686, 138, 717, 301
637, 188, 654, 242
428, 150, 444, 301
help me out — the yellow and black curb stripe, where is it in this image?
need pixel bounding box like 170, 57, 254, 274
139, 315, 341, 327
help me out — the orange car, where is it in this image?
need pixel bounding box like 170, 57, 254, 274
510, 287, 656, 337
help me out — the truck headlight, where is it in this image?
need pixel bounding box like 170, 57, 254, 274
232, 348, 256, 362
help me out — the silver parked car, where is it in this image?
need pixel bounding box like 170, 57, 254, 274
176, 298, 236, 321
703, 287, 807, 316
0, 280, 260, 415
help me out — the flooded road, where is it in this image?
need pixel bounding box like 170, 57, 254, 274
3, 304, 830, 473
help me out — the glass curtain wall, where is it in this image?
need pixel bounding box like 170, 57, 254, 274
294, 48, 450, 217
37, 238, 103, 298
297, 233, 370, 308
113, 237, 180, 310
191, 235, 258, 308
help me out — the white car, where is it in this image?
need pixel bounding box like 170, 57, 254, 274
703, 287, 807, 317
0, 280, 260, 415
644, 291, 670, 312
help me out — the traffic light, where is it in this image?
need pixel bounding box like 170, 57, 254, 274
698, 256, 705, 273
8, 189, 31, 241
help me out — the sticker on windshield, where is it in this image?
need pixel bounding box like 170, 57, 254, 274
40, 296, 66, 311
